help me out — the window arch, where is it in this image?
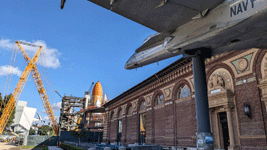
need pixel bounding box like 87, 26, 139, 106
111, 112, 116, 120
177, 85, 190, 99
139, 100, 146, 111
154, 94, 164, 106
118, 109, 123, 118
127, 105, 133, 115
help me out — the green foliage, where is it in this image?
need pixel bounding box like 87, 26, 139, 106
0, 93, 16, 128
0, 93, 3, 108
38, 125, 53, 135
20, 145, 48, 150
70, 129, 87, 139
29, 127, 36, 135
70, 129, 88, 145
61, 143, 86, 150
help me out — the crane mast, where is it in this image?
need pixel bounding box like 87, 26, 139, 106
31, 65, 58, 134
0, 41, 58, 135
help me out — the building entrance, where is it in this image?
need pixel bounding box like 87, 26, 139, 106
219, 112, 230, 150
139, 113, 146, 144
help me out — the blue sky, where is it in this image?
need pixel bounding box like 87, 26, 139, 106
0, 1, 181, 124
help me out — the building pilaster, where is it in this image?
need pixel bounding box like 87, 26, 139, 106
225, 105, 235, 150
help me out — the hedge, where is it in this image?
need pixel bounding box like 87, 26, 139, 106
61, 143, 86, 150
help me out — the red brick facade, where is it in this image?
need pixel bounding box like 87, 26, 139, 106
103, 49, 267, 150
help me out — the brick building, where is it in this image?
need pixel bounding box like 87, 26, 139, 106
103, 48, 267, 150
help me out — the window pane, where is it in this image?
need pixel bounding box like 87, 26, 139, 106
155, 94, 163, 106
178, 85, 190, 98
140, 113, 146, 131
140, 101, 146, 111
118, 120, 122, 133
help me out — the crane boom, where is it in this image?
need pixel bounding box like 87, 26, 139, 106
88, 82, 94, 94
0, 41, 58, 135
31, 65, 58, 134
0, 66, 31, 134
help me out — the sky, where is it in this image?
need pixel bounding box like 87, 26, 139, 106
0, 1, 181, 125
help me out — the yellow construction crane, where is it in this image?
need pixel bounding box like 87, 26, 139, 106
0, 41, 58, 135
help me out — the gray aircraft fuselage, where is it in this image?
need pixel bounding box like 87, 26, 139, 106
125, 0, 267, 69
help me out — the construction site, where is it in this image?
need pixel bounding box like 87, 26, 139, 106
3, 0, 267, 150
0, 42, 107, 149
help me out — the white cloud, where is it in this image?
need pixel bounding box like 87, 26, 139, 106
42, 109, 46, 114
34, 116, 60, 126
0, 39, 14, 49
52, 102, 62, 112
0, 65, 22, 77
0, 39, 61, 69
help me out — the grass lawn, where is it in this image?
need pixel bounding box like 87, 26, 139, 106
19, 145, 49, 150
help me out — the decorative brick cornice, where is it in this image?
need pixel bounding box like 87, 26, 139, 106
107, 52, 228, 109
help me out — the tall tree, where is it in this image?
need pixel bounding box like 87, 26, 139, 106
70, 129, 87, 145
0, 93, 16, 127
29, 127, 35, 135
38, 125, 53, 135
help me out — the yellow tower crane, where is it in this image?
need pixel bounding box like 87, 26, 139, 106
0, 41, 58, 135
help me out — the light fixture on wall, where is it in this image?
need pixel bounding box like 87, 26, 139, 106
244, 103, 252, 118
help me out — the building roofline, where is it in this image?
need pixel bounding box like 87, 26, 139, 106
104, 56, 191, 107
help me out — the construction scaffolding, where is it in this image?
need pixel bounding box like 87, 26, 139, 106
59, 95, 85, 131
59, 92, 105, 133
83, 106, 105, 132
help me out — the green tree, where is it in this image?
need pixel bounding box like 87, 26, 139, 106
38, 125, 53, 135
29, 127, 35, 135
4, 94, 16, 127
0, 93, 16, 128
70, 129, 87, 145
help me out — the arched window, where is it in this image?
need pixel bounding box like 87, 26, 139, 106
127, 106, 133, 115
154, 94, 164, 106
118, 110, 123, 118
111, 112, 116, 120
139, 100, 146, 111
177, 85, 191, 99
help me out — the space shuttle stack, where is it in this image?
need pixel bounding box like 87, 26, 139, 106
91, 81, 103, 108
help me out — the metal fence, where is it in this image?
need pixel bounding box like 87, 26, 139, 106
27, 135, 59, 146
59, 131, 103, 143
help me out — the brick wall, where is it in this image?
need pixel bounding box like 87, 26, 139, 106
125, 115, 134, 143
154, 105, 166, 145
164, 102, 175, 146
234, 75, 267, 149
175, 98, 196, 147
103, 49, 267, 149
110, 120, 118, 143
145, 109, 154, 144
131, 113, 139, 143
121, 117, 127, 143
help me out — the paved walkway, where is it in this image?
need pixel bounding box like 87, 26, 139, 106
0, 142, 17, 150
0, 143, 62, 150
47, 146, 62, 150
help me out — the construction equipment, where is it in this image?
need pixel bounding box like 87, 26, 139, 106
55, 90, 63, 98
0, 41, 58, 135
88, 82, 94, 95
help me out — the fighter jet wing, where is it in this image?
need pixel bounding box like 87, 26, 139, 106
87, 0, 224, 32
